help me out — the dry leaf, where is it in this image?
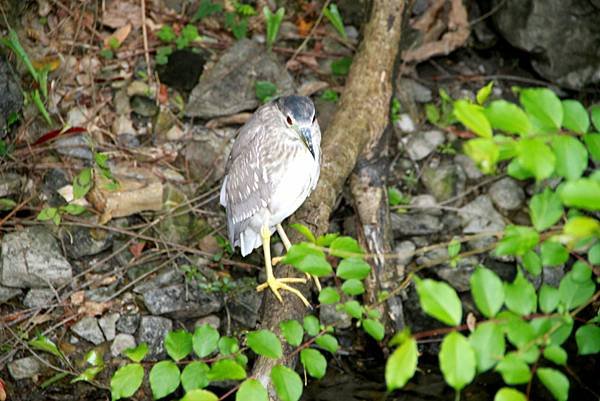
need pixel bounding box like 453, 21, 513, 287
102, 0, 142, 29
0, 377, 6, 401
70, 291, 85, 306
466, 312, 477, 332
297, 18, 313, 36
78, 301, 112, 316
104, 23, 132, 48
129, 242, 146, 258
32, 55, 61, 72
297, 81, 329, 97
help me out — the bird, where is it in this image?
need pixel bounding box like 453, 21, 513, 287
220, 95, 321, 307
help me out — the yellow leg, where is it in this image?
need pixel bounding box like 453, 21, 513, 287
274, 224, 322, 292
256, 225, 310, 307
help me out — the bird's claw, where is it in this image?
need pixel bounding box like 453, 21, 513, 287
272, 258, 321, 292
257, 277, 311, 308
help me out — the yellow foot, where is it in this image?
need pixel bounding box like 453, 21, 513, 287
271, 257, 322, 292
256, 277, 310, 307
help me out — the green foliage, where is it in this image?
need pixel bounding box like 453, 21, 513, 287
255, 81, 278, 103
320, 89, 340, 103
192, 0, 223, 21
149, 361, 180, 399
193, 324, 219, 358
415, 277, 462, 326
111, 363, 144, 400
385, 337, 418, 390
29, 334, 64, 359
537, 368, 569, 401
165, 329, 193, 361
470, 265, 504, 318
469, 322, 505, 372
280, 320, 304, 346
237, 379, 268, 401
323, 3, 347, 40
331, 57, 352, 76
124, 343, 148, 362
300, 348, 327, 379
271, 365, 303, 401
439, 332, 476, 391
247, 330, 283, 358
264, 7, 285, 50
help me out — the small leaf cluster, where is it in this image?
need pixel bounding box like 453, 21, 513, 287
155, 24, 201, 64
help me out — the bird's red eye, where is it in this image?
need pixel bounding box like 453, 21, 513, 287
286, 116, 293, 125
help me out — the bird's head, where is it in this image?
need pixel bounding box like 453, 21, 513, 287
275, 95, 318, 158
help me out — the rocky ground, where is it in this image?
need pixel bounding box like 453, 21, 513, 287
0, 0, 599, 400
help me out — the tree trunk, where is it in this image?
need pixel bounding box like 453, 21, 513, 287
251, 0, 405, 397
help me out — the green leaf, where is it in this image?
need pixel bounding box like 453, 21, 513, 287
517, 138, 555, 181
71, 366, 104, 383
193, 324, 220, 358
539, 284, 559, 313
591, 104, 600, 131
494, 387, 527, 401
73, 167, 93, 199
192, 0, 223, 21
543, 345, 567, 365
181, 361, 209, 392
575, 325, 600, 355
236, 379, 268, 401
560, 178, 600, 211
255, 81, 277, 103
562, 216, 600, 242
207, 360, 246, 381
562, 99, 589, 133
551, 136, 588, 180
110, 363, 144, 400
263, 7, 285, 49
519, 87, 562, 131
470, 265, 505, 318
280, 320, 304, 347
320, 89, 339, 103
157, 25, 177, 42
507, 158, 533, 180
447, 238, 461, 258
415, 278, 462, 326
318, 287, 340, 305
124, 343, 148, 362
343, 300, 363, 319
589, 243, 600, 264
540, 241, 569, 267
247, 330, 283, 359
536, 368, 569, 401
37, 207, 58, 222
495, 225, 539, 257
439, 332, 476, 390
282, 243, 324, 265
341, 278, 365, 295
303, 315, 320, 336
572, 260, 592, 282
315, 334, 339, 353
504, 271, 537, 316
530, 316, 573, 346
388, 186, 407, 206
290, 224, 316, 243
300, 348, 327, 379
271, 365, 303, 401
484, 100, 531, 135
453, 100, 492, 138
529, 188, 563, 232
463, 138, 500, 174
323, 3, 347, 40
583, 133, 600, 162
495, 353, 531, 385
296, 254, 333, 277
218, 336, 239, 355
0, 198, 16, 211
180, 389, 219, 401
149, 360, 180, 399
29, 334, 64, 359
500, 312, 535, 348
316, 233, 339, 247
558, 270, 595, 310
61, 203, 86, 215
385, 337, 418, 391
522, 250, 542, 276
362, 319, 385, 341
165, 329, 192, 361
476, 81, 494, 105
469, 322, 505, 372
331, 57, 352, 76
329, 236, 363, 258
336, 257, 371, 280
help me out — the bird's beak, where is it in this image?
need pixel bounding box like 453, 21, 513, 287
299, 127, 315, 159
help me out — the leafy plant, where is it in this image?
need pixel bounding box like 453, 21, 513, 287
264, 7, 285, 50
154, 24, 200, 64
255, 81, 278, 103
192, 0, 223, 22
323, 3, 347, 40
331, 57, 352, 76
320, 89, 340, 103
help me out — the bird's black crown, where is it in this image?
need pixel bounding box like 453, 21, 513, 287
275, 95, 315, 123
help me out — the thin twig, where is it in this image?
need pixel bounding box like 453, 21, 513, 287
140, 0, 153, 83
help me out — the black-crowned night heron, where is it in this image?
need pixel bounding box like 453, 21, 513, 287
220, 95, 321, 307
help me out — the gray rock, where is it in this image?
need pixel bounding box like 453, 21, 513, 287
63, 226, 112, 259
0, 56, 24, 132
421, 161, 466, 202
133, 267, 184, 294
442, 212, 462, 232
142, 283, 222, 319
138, 316, 173, 358
404, 130, 445, 161
320, 304, 352, 329
492, 0, 600, 89
8, 356, 44, 380
454, 154, 483, 180
489, 178, 525, 211
117, 314, 140, 334
410, 194, 441, 216
396, 78, 432, 103
391, 213, 443, 236
71, 316, 105, 345
194, 315, 221, 330
130, 95, 159, 117
23, 288, 56, 308
180, 126, 237, 184
55, 135, 93, 160
1, 226, 72, 288
436, 257, 480, 292
0, 173, 25, 197
395, 240, 416, 266
111, 333, 136, 357
0, 285, 21, 303
229, 289, 262, 328
99, 313, 120, 341
459, 195, 505, 233
185, 39, 295, 119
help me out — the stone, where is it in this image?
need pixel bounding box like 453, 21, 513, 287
0, 56, 24, 132
395, 113, 416, 133
1, 226, 73, 288
116, 313, 140, 334
394, 241, 416, 266
391, 213, 443, 236
459, 195, 505, 234
63, 226, 112, 259
404, 130, 445, 161
410, 194, 441, 216
142, 283, 222, 319
454, 154, 483, 180
319, 304, 352, 329
396, 78, 433, 104
179, 126, 237, 183
0, 173, 25, 197
133, 267, 184, 294
8, 356, 44, 380
130, 95, 159, 117
194, 315, 221, 330
185, 39, 295, 119
436, 256, 480, 292
71, 317, 105, 345
99, 313, 120, 341
421, 161, 466, 202
23, 288, 56, 308
0, 285, 21, 303
489, 177, 525, 211
138, 316, 173, 358
228, 289, 262, 328
55, 135, 93, 160
111, 333, 136, 357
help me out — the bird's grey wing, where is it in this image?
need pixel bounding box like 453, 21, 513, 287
225, 103, 272, 172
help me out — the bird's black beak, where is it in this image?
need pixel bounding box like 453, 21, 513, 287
299, 127, 315, 159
